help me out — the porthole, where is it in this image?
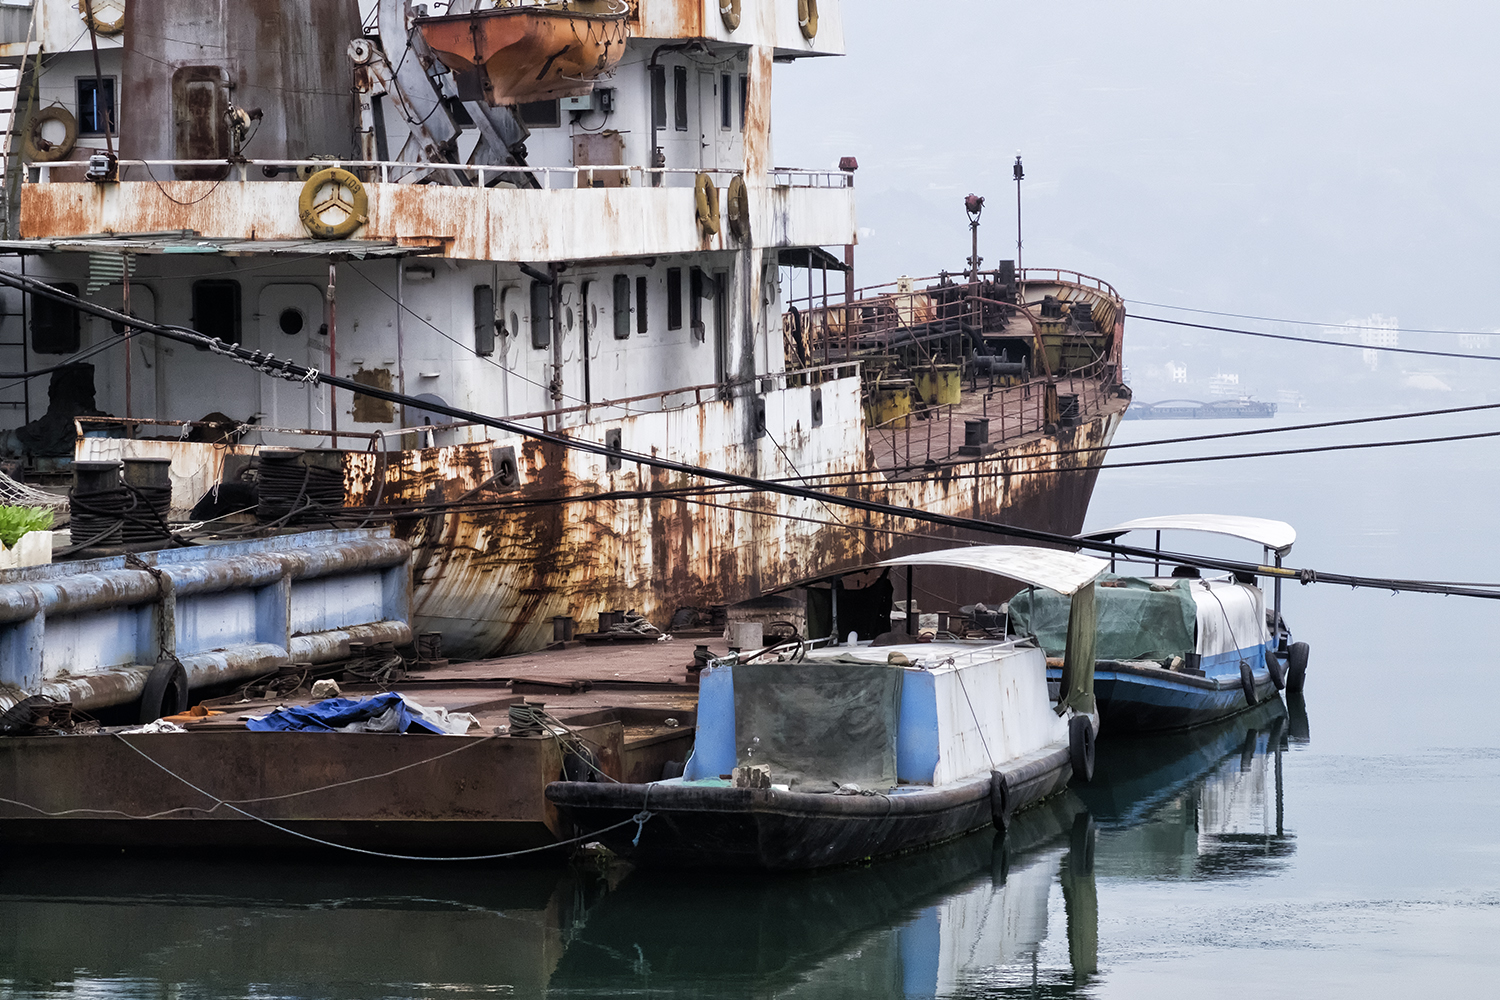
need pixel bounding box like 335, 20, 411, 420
279, 307, 305, 335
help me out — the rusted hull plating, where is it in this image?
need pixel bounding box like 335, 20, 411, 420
417, 4, 631, 106
347, 401, 1125, 658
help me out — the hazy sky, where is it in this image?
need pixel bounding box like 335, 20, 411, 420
772, 1, 1500, 392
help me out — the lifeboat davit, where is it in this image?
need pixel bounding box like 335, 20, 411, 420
416, 0, 631, 107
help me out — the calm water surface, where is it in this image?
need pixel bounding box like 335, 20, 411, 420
2, 408, 1497, 998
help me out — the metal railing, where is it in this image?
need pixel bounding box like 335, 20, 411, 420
31, 158, 853, 190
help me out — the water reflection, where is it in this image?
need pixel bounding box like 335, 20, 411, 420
0, 698, 1307, 999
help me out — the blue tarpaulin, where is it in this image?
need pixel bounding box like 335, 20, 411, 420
246, 692, 452, 735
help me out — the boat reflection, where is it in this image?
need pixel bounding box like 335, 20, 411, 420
0, 697, 1308, 998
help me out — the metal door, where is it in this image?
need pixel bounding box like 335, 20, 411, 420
698, 71, 718, 170
256, 283, 328, 441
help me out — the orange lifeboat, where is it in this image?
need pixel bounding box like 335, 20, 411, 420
416, 0, 631, 107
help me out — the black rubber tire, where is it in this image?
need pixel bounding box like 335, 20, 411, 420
1068, 715, 1095, 784
660, 759, 686, 781
990, 769, 1012, 832
138, 659, 190, 724
1286, 641, 1310, 695
1069, 811, 1097, 874
1265, 648, 1287, 690
1239, 659, 1258, 706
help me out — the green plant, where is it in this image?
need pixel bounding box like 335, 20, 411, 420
0, 505, 53, 549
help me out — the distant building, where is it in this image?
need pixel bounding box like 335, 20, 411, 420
1208, 372, 1240, 398
1166, 361, 1188, 384
1459, 333, 1497, 353
1329, 314, 1400, 371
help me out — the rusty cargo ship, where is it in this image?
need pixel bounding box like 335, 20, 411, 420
0, 0, 1128, 661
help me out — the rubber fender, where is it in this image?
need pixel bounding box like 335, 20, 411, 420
1265, 647, 1287, 690
77, 0, 125, 35
726, 174, 751, 241
989, 769, 1011, 832
694, 172, 721, 237
24, 107, 77, 163
139, 659, 190, 724
563, 743, 601, 783
1285, 641, 1310, 695
719, 0, 741, 31
1068, 714, 1095, 783
798, 0, 819, 39
660, 759, 686, 780
298, 167, 369, 240
1239, 659, 1258, 706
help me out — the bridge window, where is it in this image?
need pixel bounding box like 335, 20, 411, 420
30, 283, 79, 355
192, 280, 241, 347
76, 76, 115, 135
613, 274, 630, 340
667, 268, 682, 330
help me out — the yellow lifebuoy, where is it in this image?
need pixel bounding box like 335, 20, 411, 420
298, 167, 369, 240
727, 175, 751, 241
24, 107, 77, 163
77, 0, 126, 35
694, 172, 721, 237
798, 0, 818, 39
719, 0, 740, 31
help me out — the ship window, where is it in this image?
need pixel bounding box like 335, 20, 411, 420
278, 308, 304, 336
613, 274, 630, 340
473, 284, 495, 357
713, 270, 730, 383
673, 66, 688, 131
517, 99, 560, 129
635, 276, 648, 335
667, 267, 682, 330
76, 77, 115, 135
191, 280, 241, 348
530, 281, 551, 349
650, 65, 666, 132
739, 75, 748, 131
721, 74, 732, 130
30, 282, 79, 355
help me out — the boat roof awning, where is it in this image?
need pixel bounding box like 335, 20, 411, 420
777, 246, 849, 271
0, 234, 443, 259
1080, 514, 1296, 557
877, 545, 1109, 596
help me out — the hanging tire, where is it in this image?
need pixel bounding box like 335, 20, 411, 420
1265, 648, 1287, 690
694, 172, 721, 237
1286, 641, 1310, 695
139, 659, 191, 724
1068, 714, 1095, 783
1239, 659, 1258, 706
24, 107, 77, 163
990, 769, 1012, 832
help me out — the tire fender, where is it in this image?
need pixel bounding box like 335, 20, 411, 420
694, 172, 721, 237
989, 769, 1011, 831
1068, 714, 1095, 783
139, 659, 190, 724
1286, 641, 1310, 695
1265, 648, 1287, 690
1239, 658, 1258, 705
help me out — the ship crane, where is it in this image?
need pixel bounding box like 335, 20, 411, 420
354, 0, 536, 186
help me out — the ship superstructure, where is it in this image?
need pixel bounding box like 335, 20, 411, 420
0, 0, 1129, 658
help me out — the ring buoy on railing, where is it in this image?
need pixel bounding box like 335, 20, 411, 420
726, 175, 751, 241
798, 0, 818, 39
298, 167, 369, 240
694, 172, 721, 237
719, 0, 740, 31
77, 0, 126, 35
23, 107, 77, 163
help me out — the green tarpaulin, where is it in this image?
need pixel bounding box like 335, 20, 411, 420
1009, 575, 1196, 662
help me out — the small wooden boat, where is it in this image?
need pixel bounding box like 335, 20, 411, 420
1019, 515, 1310, 734
416, 1, 630, 107
548, 545, 1109, 870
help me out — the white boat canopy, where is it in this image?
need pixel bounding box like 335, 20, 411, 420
877, 545, 1109, 596
1079, 514, 1296, 557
